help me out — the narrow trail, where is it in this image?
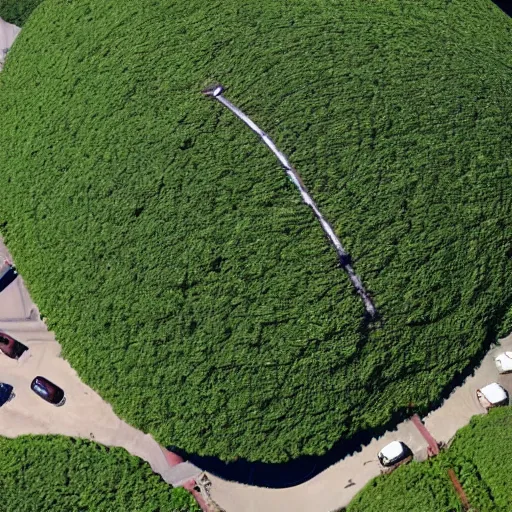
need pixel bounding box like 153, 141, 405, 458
202, 84, 377, 318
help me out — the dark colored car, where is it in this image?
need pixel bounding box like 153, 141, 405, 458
30, 376, 65, 406
0, 263, 17, 293
0, 383, 14, 407
0, 331, 28, 360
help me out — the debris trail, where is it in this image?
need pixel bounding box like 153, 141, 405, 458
202, 84, 376, 317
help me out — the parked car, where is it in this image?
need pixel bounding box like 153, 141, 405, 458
0, 383, 14, 407
0, 262, 17, 293
0, 331, 28, 359
30, 376, 65, 406
495, 352, 512, 374
378, 441, 411, 468
476, 383, 508, 409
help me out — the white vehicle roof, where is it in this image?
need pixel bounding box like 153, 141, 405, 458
379, 441, 405, 460
495, 352, 512, 372
480, 383, 507, 404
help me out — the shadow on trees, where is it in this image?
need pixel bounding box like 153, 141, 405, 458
492, 0, 512, 16
170, 298, 511, 489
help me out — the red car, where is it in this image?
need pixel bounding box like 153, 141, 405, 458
30, 376, 65, 406
0, 331, 28, 359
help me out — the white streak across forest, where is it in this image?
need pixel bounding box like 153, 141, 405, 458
202, 84, 376, 318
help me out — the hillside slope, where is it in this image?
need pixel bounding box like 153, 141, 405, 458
0, 0, 511, 462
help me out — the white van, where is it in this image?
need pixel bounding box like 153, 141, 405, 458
476, 383, 508, 409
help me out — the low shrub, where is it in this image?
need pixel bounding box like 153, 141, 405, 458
0, 435, 199, 511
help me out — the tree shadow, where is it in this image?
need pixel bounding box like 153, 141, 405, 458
170, 297, 510, 489
492, 0, 512, 16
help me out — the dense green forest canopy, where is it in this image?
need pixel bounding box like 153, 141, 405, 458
0, 436, 198, 512
0, 0, 511, 462
347, 407, 512, 512
0, 0, 43, 25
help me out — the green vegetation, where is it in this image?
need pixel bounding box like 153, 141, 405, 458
0, 0, 43, 25
347, 407, 512, 512
346, 459, 459, 512
0, 435, 198, 511
0, 0, 511, 462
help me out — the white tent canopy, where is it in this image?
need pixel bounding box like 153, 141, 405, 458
0, 17, 21, 70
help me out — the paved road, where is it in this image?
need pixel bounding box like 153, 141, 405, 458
0, 17, 20, 71
2, 236, 510, 512
208, 337, 512, 512
0, 239, 202, 489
